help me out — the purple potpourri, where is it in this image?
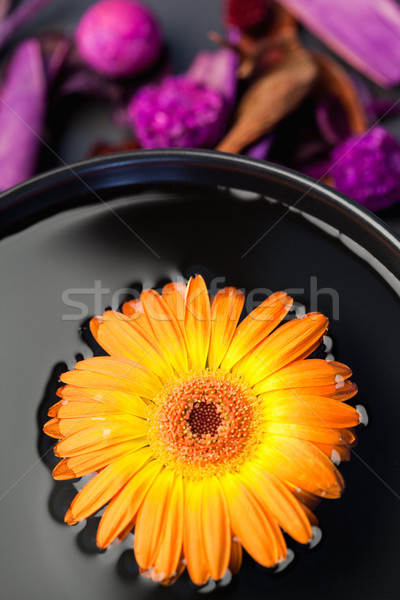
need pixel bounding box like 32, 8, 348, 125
330, 126, 400, 212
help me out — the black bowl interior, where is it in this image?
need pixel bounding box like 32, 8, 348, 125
0, 150, 399, 600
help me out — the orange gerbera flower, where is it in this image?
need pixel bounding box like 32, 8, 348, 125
44, 275, 360, 585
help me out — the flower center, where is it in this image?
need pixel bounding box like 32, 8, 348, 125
147, 369, 262, 478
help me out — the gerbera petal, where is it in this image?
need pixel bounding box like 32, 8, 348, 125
263, 422, 356, 446
54, 418, 148, 458
57, 386, 149, 418
234, 313, 328, 387
313, 442, 352, 462
53, 440, 147, 480
184, 275, 211, 370
141, 288, 188, 373
65, 447, 152, 524
221, 292, 293, 371
61, 356, 162, 399
183, 479, 210, 585
90, 311, 174, 380
208, 287, 245, 368
153, 475, 184, 581
162, 282, 186, 326
134, 469, 179, 573
229, 541, 243, 575
122, 298, 155, 338
278, 381, 358, 402
238, 464, 312, 544
257, 435, 344, 498
201, 477, 231, 580
49, 400, 121, 419
97, 459, 163, 548
260, 391, 360, 428
219, 472, 286, 567
254, 359, 352, 395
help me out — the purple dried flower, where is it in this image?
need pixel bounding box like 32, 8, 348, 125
75, 0, 163, 79
128, 49, 237, 149
330, 126, 400, 212
128, 76, 225, 148
0, 39, 47, 190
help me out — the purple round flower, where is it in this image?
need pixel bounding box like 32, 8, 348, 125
128, 76, 226, 148
331, 126, 400, 212
75, 0, 162, 79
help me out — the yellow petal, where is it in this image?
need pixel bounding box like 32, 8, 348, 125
60, 356, 162, 399
184, 275, 211, 370
238, 464, 312, 544
162, 282, 186, 330
90, 310, 173, 380
208, 287, 245, 368
221, 291, 293, 371
65, 447, 152, 524
254, 359, 352, 395
219, 472, 286, 567
97, 459, 163, 548
201, 477, 231, 580
58, 385, 150, 418
141, 288, 188, 373
234, 313, 328, 388
257, 435, 344, 498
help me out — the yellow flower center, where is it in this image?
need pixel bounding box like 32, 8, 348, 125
147, 369, 263, 478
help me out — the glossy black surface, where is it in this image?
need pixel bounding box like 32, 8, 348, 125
0, 152, 400, 600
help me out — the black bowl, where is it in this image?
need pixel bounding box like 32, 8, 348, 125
1, 150, 399, 600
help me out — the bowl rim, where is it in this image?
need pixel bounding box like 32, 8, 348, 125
1, 148, 399, 282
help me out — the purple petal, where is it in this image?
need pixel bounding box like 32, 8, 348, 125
278, 0, 400, 87
187, 48, 238, 109
0, 39, 47, 190
0, 0, 53, 50
330, 126, 400, 211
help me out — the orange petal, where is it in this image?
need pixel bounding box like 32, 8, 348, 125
183, 479, 210, 585
257, 435, 344, 499
134, 469, 178, 572
43, 418, 61, 438
58, 386, 150, 418
65, 447, 152, 524
219, 472, 286, 567
201, 477, 231, 581
229, 541, 243, 575
184, 275, 211, 370
153, 475, 184, 581
234, 313, 329, 387
260, 391, 360, 428
60, 356, 162, 399
90, 311, 173, 380
313, 442, 352, 462
276, 381, 358, 402
97, 459, 163, 548
162, 282, 186, 329
208, 287, 245, 368
141, 288, 188, 373
54, 418, 148, 458
53, 440, 147, 480
238, 464, 312, 544
263, 422, 355, 446
122, 298, 154, 338
254, 359, 352, 395
49, 400, 121, 419
221, 292, 293, 371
